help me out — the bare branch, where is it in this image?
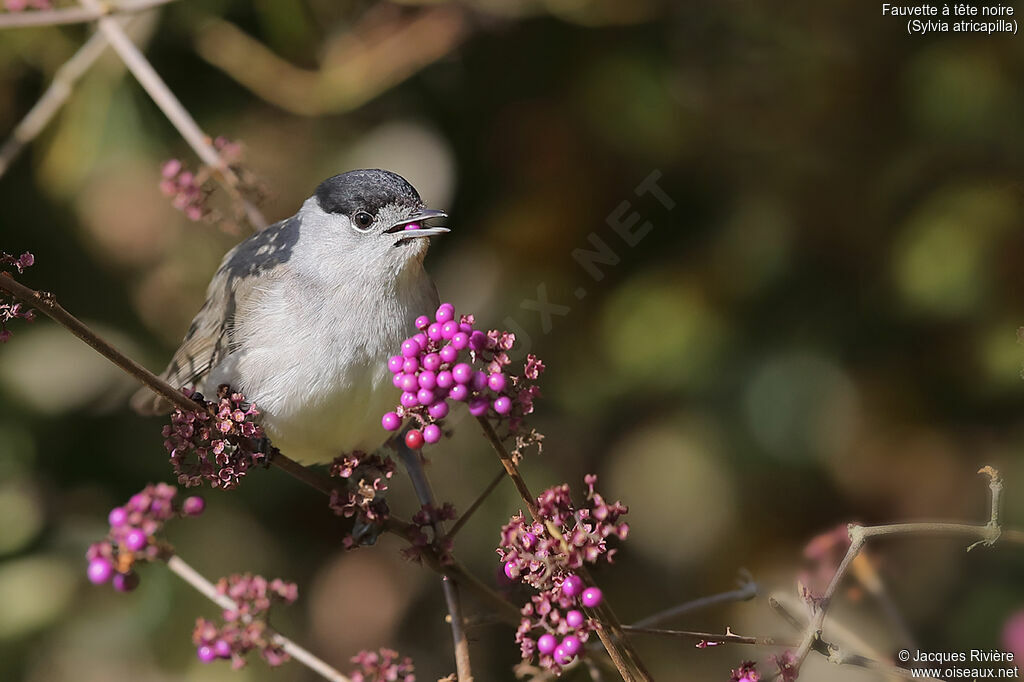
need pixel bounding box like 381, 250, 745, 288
76, 0, 266, 229
444, 468, 506, 542
630, 570, 758, 629
0, 0, 173, 29
165, 555, 352, 682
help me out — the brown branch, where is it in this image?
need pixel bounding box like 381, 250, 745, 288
0, 0, 173, 29
193, 6, 469, 117
788, 467, 1010, 678
475, 415, 651, 682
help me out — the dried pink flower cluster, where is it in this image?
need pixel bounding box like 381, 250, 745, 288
798, 523, 855, 610
770, 652, 797, 681
348, 648, 416, 682
401, 502, 457, 565
159, 137, 251, 222
327, 451, 396, 548
163, 385, 267, 489
3, 0, 51, 11
381, 302, 545, 458
499, 475, 628, 674
86, 483, 205, 592
729, 661, 760, 682
193, 573, 298, 669
0, 251, 35, 343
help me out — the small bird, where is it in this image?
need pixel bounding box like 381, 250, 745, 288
132, 169, 449, 464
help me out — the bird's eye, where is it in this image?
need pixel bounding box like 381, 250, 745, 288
353, 211, 373, 230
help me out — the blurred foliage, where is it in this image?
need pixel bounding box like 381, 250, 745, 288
2, 1, 1024, 680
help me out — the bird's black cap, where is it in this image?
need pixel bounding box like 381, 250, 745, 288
314, 169, 422, 216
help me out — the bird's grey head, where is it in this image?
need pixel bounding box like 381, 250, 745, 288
299, 169, 448, 278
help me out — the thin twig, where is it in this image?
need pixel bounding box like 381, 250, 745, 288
620, 625, 791, 647
165, 555, 352, 682
788, 467, 1009, 678
76, 0, 266, 229
630, 569, 758, 629
396, 442, 474, 681
0, 0, 173, 29
443, 468, 505, 542
1, 26, 114, 179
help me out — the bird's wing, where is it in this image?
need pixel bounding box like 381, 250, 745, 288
130, 215, 301, 415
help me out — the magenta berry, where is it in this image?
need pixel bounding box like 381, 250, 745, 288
123, 528, 148, 552
427, 401, 449, 419
471, 370, 488, 391
418, 371, 437, 390
423, 424, 442, 444
107, 507, 127, 528
182, 496, 206, 516
470, 330, 488, 350
214, 639, 232, 658
449, 384, 469, 401
487, 372, 507, 392
561, 635, 581, 656
400, 391, 418, 408
436, 305, 455, 324
400, 339, 419, 357
405, 429, 425, 450
468, 397, 489, 416
414, 315, 429, 329
422, 352, 441, 371
537, 633, 557, 655
581, 586, 603, 608
451, 332, 469, 350
197, 645, 217, 663
554, 645, 572, 665
439, 345, 458, 363
387, 355, 404, 373
113, 571, 140, 592
561, 575, 584, 598
436, 370, 454, 388
382, 412, 401, 431
399, 374, 418, 393
413, 332, 428, 349
417, 388, 435, 406
402, 357, 419, 374
566, 609, 585, 628
392, 373, 403, 388
493, 396, 512, 414
452, 363, 472, 384
87, 557, 114, 585
504, 561, 518, 580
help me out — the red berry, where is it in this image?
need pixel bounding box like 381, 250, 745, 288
405, 429, 425, 449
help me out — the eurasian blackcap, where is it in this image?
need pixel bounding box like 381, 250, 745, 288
132, 169, 449, 464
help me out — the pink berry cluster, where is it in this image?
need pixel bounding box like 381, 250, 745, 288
327, 451, 396, 548
348, 648, 416, 682
499, 475, 628, 674
163, 385, 266, 489
0, 251, 35, 343
381, 302, 546, 456
193, 573, 298, 669
86, 483, 205, 592
3, 0, 51, 11
401, 502, 456, 565
730, 661, 761, 682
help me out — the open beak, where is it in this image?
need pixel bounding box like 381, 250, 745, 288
387, 208, 450, 240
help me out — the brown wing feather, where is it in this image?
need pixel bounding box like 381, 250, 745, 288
130, 215, 301, 415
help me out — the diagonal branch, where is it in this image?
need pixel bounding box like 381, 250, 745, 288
75, 0, 266, 229
0, 26, 117, 179
443, 467, 505, 542
629, 570, 758, 629
166, 554, 352, 682
0, 0, 173, 29
475, 415, 652, 682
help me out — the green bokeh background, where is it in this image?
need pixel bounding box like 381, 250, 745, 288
1, 1, 1024, 680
